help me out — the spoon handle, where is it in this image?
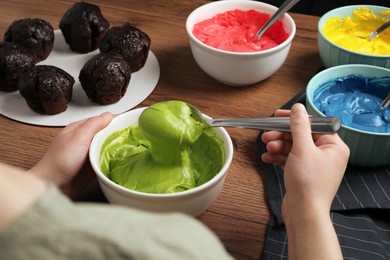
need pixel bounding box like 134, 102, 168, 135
211, 116, 341, 133
256, 0, 300, 40
381, 93, 390, 108
369, 20, 390, 40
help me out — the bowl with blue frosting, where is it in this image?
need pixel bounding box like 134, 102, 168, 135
306, 64, 390, 167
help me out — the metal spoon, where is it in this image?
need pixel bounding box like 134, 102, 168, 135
189, 104, 341, 134
366, 21, 390, 107
368, 20, 390, 41
381, 93, 390, 108
255, 0, 300, 41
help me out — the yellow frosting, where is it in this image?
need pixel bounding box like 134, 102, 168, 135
323, 7, 390, 55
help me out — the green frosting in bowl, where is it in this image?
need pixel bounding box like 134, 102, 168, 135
99, 101, 225, 194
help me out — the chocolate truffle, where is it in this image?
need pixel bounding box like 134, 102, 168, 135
79, 52, 131, 105
19, 65, 74, 115
59, 1, 109, 53
4, 18, 54, 63
99, 24, 151, 72
0, 42, 35, 92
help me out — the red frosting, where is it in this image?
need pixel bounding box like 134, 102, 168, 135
193, 9, 289, 52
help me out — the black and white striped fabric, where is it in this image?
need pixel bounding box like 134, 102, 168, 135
257, 91, 390, 260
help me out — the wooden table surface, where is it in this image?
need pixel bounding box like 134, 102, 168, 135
0, 1, 323, 258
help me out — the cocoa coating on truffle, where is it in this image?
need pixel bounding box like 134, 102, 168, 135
79, 52, 131, 105
4, 18, 54, 63
99, 24, 151, 72
59, 1, 109, 53
19, 65, 75, 115
0, 42, 35, 92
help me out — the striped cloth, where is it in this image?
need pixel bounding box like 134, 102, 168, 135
257, 91, 390, 260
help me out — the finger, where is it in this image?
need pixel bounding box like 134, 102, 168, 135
266, 140, 293, 155
274, 109, 291, 117
61, 111, 115, 134
71, 112, 113, 140
313, 132, 347, 147
262, 130, 292, 143
314, 133, 338, 146
314, 133, 350, 160
61, 118, 89, 133
289, 103, 314, 152
261, 152, 288, 167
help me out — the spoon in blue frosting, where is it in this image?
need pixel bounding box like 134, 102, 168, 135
381, 93, 390, 108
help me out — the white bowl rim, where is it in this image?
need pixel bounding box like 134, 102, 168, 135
318, 4, 390, 58
307, 64, 390, 136
186, 0, 296, 56
90, 106, 234, 199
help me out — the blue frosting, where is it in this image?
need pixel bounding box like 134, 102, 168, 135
313, 74, 390, 133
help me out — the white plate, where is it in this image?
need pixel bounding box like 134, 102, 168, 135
0, 30, 160, 126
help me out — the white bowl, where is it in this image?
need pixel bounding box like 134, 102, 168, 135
89, 107, 234, 216
186, 0, 296, 86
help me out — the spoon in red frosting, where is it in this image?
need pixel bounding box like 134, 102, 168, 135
255, 0, 300, 41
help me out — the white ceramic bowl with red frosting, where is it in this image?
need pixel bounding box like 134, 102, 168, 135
186, 0, 296, 86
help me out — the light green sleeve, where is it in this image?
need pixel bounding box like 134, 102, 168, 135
0, 185, 233, 260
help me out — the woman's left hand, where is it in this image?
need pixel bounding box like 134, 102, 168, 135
29, 112, 113, 198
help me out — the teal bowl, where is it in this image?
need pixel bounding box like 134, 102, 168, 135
306, 64, 390, 167
318, 5, 390, 69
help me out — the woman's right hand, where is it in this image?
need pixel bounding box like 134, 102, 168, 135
261, 103, 349, 260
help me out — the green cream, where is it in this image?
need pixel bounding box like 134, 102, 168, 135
100, 101, 225, 194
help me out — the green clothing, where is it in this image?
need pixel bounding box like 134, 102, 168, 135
0, 185, 233, 259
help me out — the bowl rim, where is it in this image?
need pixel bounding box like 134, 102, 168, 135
306, 64, 390, 136
89, 106, 234, 199
317, 5, 390, 58
185, 0, 296, 56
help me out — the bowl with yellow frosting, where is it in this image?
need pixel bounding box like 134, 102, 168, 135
318, 5, 390, 69
89, 100, 234, 216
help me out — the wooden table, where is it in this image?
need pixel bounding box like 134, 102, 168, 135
0, 1, 323, 258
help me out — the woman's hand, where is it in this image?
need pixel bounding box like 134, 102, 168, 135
29, 112, 113, 198
261, 103, 349, 213
261, 103, 349, 260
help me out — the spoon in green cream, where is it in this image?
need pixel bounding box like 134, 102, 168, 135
189, 104, 341, 134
